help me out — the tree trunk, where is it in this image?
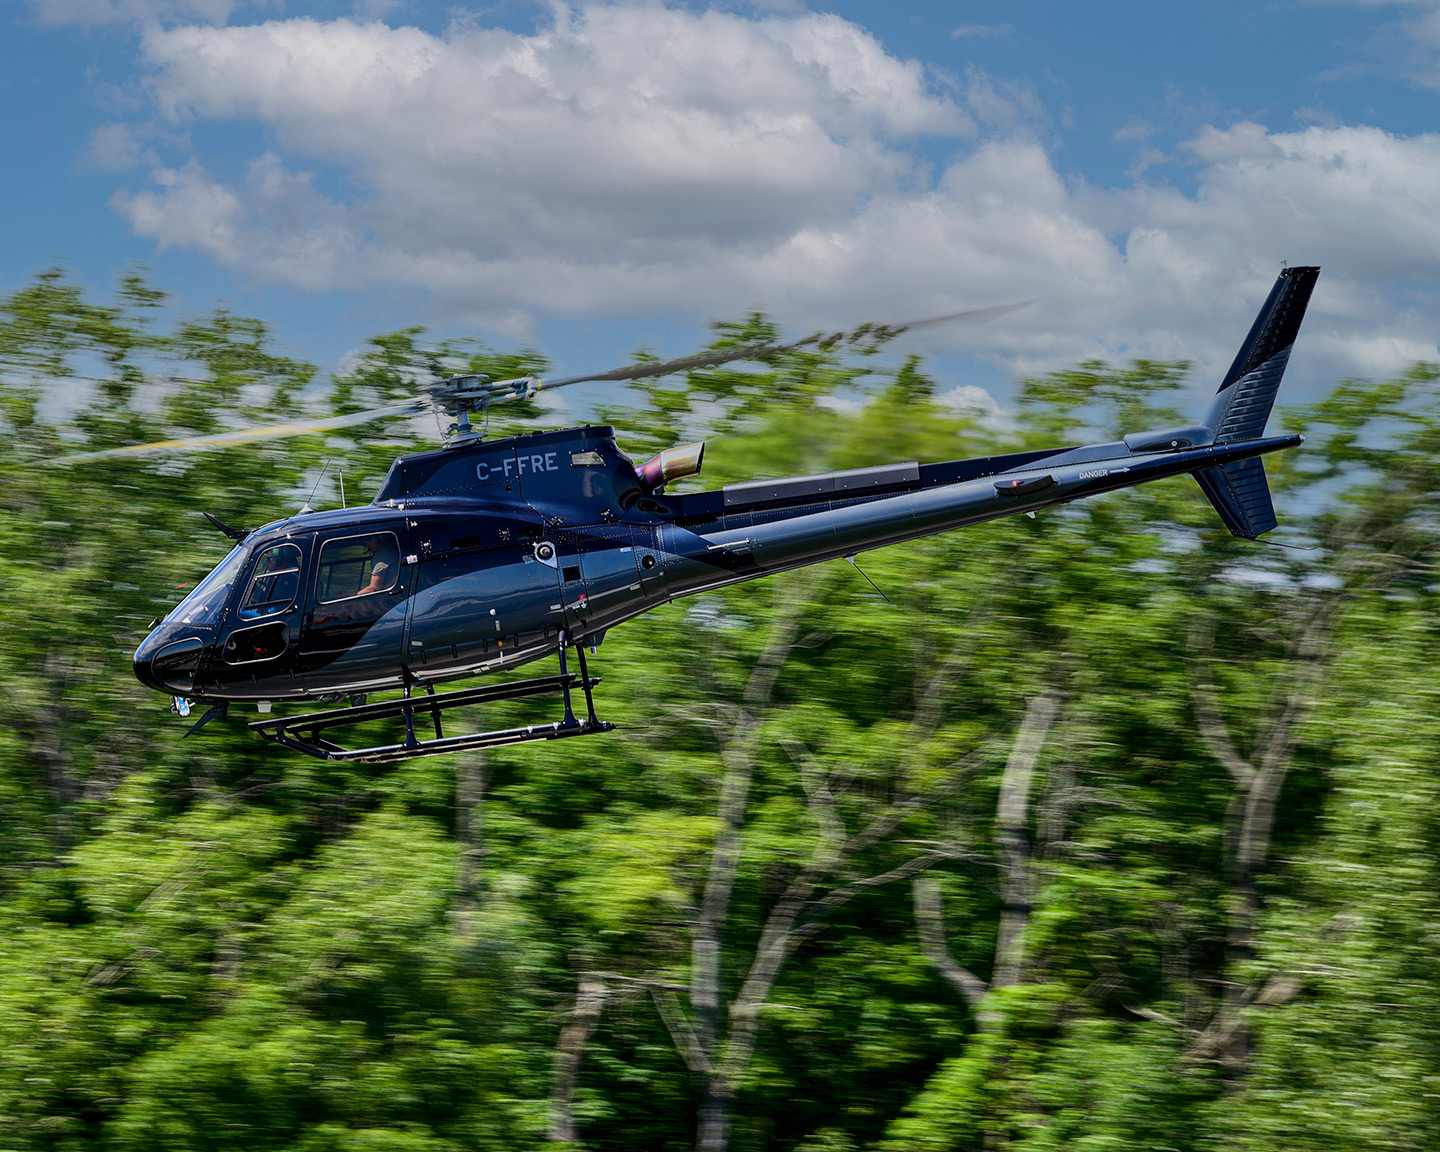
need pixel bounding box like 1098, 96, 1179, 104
991, 692, 1060, 989
452, 749, 490, 950
456, 749, 489, 909
36, 652, 80, 853
1188, 608, 1334, 1074
697, 1079, 735, 1152
548, 975, 609, 1145
678, 577, 1014, 1152
688, 580, 816, 1150
913, 691, 1061, 1025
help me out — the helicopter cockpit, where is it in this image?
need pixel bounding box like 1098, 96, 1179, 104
237, 542, 303, 619
135, 505, 422, 704
136, 534, 285, 698
164, 543, 247, 627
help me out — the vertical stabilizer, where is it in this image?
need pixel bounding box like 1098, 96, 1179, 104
1194, 266, 1319, 538
1204, 265, 1320, 443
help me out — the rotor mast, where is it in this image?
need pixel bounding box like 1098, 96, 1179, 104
428, 373, 542, 444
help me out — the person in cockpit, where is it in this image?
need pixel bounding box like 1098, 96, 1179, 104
360, 534, 399, 596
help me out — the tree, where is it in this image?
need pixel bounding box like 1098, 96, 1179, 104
4, 266, 1436, 1152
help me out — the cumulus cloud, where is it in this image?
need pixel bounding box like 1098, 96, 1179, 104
104, 4, 1440, 387
114, 153, 359, 289
134, 8, 966, 258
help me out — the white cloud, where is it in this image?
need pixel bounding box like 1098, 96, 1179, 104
106, 5, 1440, 391
937, 383, 1014, 430
87, 123, 157, 171
1331, 0, 1440, 91
115, 153, 358, 289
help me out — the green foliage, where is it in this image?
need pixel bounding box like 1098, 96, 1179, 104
1, 269, 1436, 1152
1206, 605, 1440, 1152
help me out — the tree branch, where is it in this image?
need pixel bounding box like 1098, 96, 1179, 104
796, 851, 950, 931
651, 988, 713, 1075
691, 572, 827, 1081
1123, 1003, 1196, 1034
896, 594, 997, 790
1187, 651, 1257, 788
992, 691, 1061, 989
912, 876, 989, 1010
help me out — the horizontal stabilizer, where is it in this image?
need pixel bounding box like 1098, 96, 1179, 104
1194, 457, 1277, 539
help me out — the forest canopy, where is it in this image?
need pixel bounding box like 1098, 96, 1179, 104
2, 270, 1438, 1152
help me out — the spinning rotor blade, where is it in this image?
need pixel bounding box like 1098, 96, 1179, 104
890, 300, 1032, 334
542, 301, 1030, 389
47, 401, 425, 465
44, 302, 1028, 464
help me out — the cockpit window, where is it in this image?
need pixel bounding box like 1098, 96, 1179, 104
239, 543, 303, 619
164, 545, 246, 627
317, 533, 401, 603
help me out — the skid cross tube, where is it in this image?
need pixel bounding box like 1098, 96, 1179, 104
249, 669, 613, 763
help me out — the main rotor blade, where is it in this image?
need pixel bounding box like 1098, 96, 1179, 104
45, 402, 426, 465
885, 300, 1032, 334
542, 301, 1030, 389
543, 343, 803, 387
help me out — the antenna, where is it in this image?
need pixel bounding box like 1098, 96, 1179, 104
301, 457, 331, 514
844, 553, 892, 603
339, 472, 346, 509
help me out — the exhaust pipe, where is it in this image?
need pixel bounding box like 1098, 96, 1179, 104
638, 441, 705, 489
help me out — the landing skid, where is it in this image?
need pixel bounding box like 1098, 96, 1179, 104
250, 641, 613, 763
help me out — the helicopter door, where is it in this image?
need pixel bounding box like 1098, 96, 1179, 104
297, 524, 412, 693
210, 535, 311, 699
406, 528, 563, 675
566, 536, 643, 635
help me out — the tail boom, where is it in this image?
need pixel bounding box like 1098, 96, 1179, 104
654, 434, 1301, 596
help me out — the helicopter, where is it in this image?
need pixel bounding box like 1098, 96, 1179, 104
98, 267, 1318, 763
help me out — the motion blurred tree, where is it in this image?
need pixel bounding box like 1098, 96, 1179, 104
1, 268, 1435, 1152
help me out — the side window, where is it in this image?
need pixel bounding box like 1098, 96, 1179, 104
317, 533, 401, 603
239, 543, 303, 619
224, 621, 288, 664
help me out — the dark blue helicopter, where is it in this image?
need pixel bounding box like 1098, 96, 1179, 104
116, 267, 1318, 762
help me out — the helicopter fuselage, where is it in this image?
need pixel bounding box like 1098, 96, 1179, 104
133, 421, 1298, 707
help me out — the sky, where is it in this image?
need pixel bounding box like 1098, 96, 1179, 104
3, 0, 1438, 422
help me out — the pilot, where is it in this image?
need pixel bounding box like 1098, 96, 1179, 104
360, 534, 400, 596
240, 546, 299, 618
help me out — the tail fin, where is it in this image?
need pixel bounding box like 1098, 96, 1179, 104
1194, 266, 1319, 538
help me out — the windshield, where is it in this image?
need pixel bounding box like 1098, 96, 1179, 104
164, 545, 247, 627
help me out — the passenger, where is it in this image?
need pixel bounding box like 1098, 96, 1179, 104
360, 534, 400, 596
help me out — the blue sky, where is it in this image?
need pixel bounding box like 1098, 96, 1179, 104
3, 0, 1438, 419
